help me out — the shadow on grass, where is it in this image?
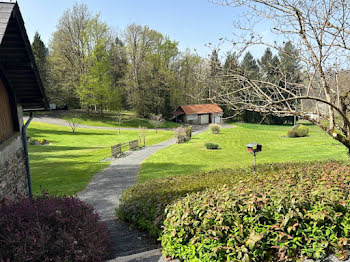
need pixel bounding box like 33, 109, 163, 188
28, 146, 107, 162
31, 160, 108, 196
28, 145, 94, 152
28, 127, 114, 137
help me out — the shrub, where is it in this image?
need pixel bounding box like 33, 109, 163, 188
209, 123, 221, 134
174, 127, 190, 144
288, 124, 309, 137
186, 126, 192, 138
27, 137, 48, 145
162, 162, 350, 261
296, 124, 309, 137
117, 162, 350, 261
0, 194, 111, 261
287, 129, 297, 138
27, 137, 36, 145
204, 142, 219, 149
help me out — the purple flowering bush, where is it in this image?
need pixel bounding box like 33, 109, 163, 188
0, 194, 111, 261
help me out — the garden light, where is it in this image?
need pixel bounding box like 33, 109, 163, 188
246, 142, 262, 172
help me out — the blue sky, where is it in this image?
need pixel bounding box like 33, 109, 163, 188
17, 0, 269, 58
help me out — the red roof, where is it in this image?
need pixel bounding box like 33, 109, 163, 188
178, 104, 223, 115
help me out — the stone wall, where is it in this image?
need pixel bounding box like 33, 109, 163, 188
0, 105, 28, 200
0, 135, 27, 200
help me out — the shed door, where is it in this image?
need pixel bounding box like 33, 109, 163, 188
214, 116, 221, 123
200, 114, 209, 124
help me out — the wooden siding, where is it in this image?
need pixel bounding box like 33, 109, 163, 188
0, 80, 14, 143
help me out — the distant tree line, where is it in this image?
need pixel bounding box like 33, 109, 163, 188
207, 42, 302, 124
31, 3, 301, 123
31, 3, 206, 119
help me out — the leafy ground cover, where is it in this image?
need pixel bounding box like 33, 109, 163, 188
117, 161, 350, 261
139, 123, 349, 182
27, 122, 173, 195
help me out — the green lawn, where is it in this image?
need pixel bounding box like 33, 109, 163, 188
139, 123, 349, 182
27, 122, 174, 196
28, 110, 180, 129
62, 114, 180, 129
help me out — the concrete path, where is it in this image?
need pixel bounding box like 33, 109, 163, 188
78, 127, 209, 261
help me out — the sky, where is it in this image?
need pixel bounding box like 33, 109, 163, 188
16, 0, 270, 58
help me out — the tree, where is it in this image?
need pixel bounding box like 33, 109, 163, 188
110, 37, 128, 108
149, 113, 165, 133
49, 3, 99, 107
115, 110, 125, 135
66, 115, 81, 134
138, 126, 148, 147
279, 41, 301, 84
172, 50, 206, 106
32, 32, 50, 95
78, 18, 112, 114
258, 48, 277, 83
211, 0, 350, 153
223, 51, 239, 72
123, 24, 178, 117
241, 52, 259, 79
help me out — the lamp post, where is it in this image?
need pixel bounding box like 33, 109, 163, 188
246, 143, 262, 173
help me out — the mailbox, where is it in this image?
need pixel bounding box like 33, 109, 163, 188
246, 143, 262, 154
246, 142, 262, 172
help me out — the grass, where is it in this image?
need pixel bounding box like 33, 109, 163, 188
29, 110, 181, 129
139, 122, 349, 182
27, 122, 174, 196
63, 114, 180, 129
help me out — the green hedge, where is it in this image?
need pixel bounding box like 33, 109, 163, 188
162, 162, 350, 261
116, 162, 350, 244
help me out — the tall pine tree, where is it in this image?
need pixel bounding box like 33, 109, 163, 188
241, 52, 259, 79
32, 32, 49, 93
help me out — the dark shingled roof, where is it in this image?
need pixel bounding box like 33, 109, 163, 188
0, 1, 48, 111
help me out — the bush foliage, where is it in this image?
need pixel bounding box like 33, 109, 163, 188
174, 126, 191, 144
205, 142, 219, 149
117, 161, 350, 261
288, 124, 309, 138
0, 194, 111, 261
28, 137, 48, 145
209, 124, 221, 134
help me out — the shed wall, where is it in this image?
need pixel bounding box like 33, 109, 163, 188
0, 80, 14, 143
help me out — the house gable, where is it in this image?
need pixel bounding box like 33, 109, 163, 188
0, 2, 48, 111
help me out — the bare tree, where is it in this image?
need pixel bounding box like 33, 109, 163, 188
66, 115, 82, 134
208, 0, 350, 153
149, 113, 165, 133
115, 111, 124, 135
138, 126, 148, 147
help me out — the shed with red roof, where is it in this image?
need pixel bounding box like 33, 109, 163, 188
173, 104, 223, 124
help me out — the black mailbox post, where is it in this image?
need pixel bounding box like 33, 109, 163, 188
246, 143, 262, 172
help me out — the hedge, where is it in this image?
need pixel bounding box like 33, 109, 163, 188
116, 162, 349, 238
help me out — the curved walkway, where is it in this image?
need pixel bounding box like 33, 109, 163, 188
78, 127, 209, 261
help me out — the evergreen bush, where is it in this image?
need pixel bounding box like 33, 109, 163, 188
204, 142, 219, 149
